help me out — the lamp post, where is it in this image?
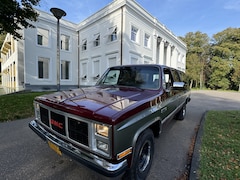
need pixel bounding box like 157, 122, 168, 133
50, 8, 66, 91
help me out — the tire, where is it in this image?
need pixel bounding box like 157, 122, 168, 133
175, 103, 186, 121
123, 129, 154, 180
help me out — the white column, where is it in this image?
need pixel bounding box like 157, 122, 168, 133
171, 46, 177, 69
159, 40, 164, 65
152, 34, 157, 64
7, 67, 10, 87
166, 43, 171, 67
11, 64, 13, 88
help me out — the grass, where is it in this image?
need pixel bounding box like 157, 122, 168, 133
200, 110, 240, 179
0, 92, 50, 122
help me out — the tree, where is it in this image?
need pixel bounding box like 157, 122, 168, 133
0, 0, 40, 39
209, 28, 240, 90
185, 53, 201, 88
231, 59, 240, 91
181, 32, 210, 89
208, 56, 231, 90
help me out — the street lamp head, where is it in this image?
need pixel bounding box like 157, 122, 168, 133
50, 8, 66, 19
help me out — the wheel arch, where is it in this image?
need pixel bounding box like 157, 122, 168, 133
127, 117, 161, 168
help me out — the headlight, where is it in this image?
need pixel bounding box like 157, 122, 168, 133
35, 102, 40, 111
35, 102, 41, 120
97, 140, 109, 152
96, 124, 109, 137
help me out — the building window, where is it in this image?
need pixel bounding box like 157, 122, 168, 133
130, 53, 141, 64
131, 56, 139, 64
93, 59, 100, 79
61, 60, 70, 80
144, 33, 150, 48
37, 28, 49, 46
131, 26, 138, 42
94, 34, 100, 47
37, 35, 42, 45
38, 57, 49, 79
82, 39, 87, 51
110, 27, 117, 41
61, 34, 70, 51
81, 62, 88, 80
144, 56, 152, 64
108, 56, 117, 67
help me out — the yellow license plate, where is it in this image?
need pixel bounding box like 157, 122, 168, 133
47, 140, 62, 156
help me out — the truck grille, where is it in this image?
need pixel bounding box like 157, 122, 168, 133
50, 111, 66, 136
40, 107, 49, 126
39, 107, 89, 147
68, 118, 89, 146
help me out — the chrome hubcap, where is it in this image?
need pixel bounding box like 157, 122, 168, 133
138, 140, 151, 172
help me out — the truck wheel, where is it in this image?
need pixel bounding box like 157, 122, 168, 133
176, 104, 186, 121
123, 129, 154, 180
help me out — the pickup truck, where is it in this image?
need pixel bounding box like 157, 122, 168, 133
29, 64, 191, 179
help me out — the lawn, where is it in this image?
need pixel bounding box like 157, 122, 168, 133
0, 92, 50, 122
200, 110, 240, 179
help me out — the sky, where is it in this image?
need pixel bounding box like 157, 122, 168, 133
36, 0, 240, 38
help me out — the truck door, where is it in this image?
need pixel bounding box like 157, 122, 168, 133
171, 69, 186, 107
160, 68, 178, 119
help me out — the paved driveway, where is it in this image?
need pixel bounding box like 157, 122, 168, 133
148, 90, 240, 179
0, 90, 240, 180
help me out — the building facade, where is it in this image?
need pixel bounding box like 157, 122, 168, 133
0, 0, 187, 91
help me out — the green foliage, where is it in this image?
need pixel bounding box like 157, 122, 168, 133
185, 53, 201, 88
208, 57, 231, 90
208, 28, 240, 90
211, 46, 232, 59
213, 28, 240, 45
200, 111, 240, 179
0, 0, 40, 39
181, 31, 210, 89
184, 31, 210, 55
182, 28, 240, 91
231, 59, 240, 89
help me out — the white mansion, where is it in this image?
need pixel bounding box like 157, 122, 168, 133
0, 0, 186, 91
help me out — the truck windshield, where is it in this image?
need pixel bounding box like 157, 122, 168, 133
97, 66, 160, 90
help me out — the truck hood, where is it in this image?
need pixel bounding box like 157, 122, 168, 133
36, 86, 158, 123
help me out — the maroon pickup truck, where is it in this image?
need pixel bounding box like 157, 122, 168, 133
29, 64, 190, 179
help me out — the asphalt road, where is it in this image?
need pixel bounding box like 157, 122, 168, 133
1, 90, 240, 180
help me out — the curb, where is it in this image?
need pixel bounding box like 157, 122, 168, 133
189, 111, 208, 180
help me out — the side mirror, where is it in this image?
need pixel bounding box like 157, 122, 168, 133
173, 82, 185, 88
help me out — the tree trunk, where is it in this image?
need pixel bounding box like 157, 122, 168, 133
190, 79, 193, 89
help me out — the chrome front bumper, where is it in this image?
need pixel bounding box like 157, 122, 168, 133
29, 120, 127, 177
